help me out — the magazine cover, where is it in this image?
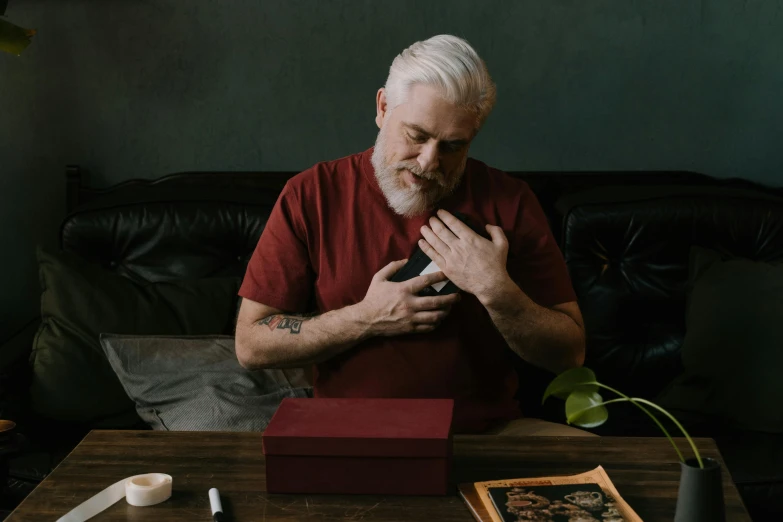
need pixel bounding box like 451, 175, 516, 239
464, 466, 643, 522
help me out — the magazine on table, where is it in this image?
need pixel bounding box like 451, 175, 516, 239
459, 466, 643, 522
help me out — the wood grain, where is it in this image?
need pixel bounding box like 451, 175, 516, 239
7, 430, 751, 521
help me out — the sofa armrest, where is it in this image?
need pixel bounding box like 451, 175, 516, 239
0, 318, 39, 420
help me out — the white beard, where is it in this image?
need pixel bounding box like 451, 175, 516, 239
371, 127, 463, 217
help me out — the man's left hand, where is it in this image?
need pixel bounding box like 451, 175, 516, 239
419, 209, 512, 302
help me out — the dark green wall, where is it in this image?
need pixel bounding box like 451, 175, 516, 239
2, 0, 782, 340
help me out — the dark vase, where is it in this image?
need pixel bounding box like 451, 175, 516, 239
674, 457, 726, 522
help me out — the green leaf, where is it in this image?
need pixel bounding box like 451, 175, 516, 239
565, 389, 608, 428
0, 18, 36, 56
542, 367, 598, 404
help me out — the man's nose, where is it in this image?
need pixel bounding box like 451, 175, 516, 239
417, 142, 440, 173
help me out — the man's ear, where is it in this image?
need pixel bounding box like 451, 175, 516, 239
375, 88, 388, 129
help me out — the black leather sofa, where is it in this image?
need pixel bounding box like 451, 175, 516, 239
2, 165, 782, 520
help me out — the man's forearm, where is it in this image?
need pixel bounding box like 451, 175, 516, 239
236, 304, 371, 369
479, 277, 585, 375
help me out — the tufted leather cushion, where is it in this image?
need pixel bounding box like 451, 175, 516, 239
60, 185, 281, 283
556, 185, 783, 519
557, 185, 783, 399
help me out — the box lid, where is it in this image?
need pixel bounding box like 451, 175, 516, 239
262, 398, 454, 458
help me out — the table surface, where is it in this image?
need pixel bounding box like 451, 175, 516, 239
7, 430, 751, 521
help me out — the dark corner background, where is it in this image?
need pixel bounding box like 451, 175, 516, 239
1, 0, 782, 341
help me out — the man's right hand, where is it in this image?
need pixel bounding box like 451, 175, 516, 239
356, 259, 461, 336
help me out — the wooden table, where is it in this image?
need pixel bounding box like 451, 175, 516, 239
7, 430, 751, 521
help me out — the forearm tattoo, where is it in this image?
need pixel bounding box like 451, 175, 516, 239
257, 314, 314, 334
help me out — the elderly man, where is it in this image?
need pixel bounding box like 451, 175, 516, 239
235, 34, 591, 436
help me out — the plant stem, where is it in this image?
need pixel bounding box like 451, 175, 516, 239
625, 397, 704, 469
591, 384, 685, 464
569, 384, 703, 469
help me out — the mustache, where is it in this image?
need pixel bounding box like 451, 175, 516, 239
394, 163, 444, 183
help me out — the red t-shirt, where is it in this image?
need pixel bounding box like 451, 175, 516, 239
239, 148, 576, 433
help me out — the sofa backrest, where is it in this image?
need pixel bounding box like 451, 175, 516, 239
61, 167, 737, 282
556, 185, 783, 398
59, 166, 783, 408
61, 182, 281, 284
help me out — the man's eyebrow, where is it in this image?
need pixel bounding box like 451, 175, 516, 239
402, 122, 469, 145
402, 122, 432, 136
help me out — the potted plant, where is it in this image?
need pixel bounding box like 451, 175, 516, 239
543, 367, 725, 522
1, 6, 36, 56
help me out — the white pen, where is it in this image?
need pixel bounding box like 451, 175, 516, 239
209, 487, 226, 522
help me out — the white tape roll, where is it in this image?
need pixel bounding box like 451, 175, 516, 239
56, 473, 173, 522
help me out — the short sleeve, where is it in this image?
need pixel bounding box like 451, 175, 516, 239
510, 189, 577, 308
238, 182, 313, 312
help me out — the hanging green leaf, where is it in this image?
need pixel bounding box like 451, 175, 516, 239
543, 367, 705, 468
0, 18, 36, 56
542, 366, 598, 403
565, 389, 609, 428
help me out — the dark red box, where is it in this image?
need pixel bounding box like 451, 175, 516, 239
262, 398, 454, 495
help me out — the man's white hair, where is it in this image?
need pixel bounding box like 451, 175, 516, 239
383, 34, 496, 129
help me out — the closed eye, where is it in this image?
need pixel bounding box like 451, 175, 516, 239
406, 132, 427, 143
441, 141, 466, 153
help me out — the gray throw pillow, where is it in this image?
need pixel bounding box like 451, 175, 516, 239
656, 246, 783, 434
100, 334, 311, 431
32, 246, 241, 427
